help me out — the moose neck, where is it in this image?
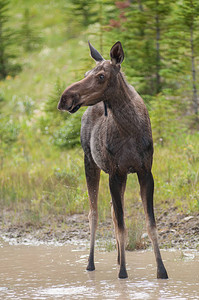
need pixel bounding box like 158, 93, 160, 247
106, 73, 144, 135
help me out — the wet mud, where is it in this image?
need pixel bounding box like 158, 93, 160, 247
1, 208, 199, 250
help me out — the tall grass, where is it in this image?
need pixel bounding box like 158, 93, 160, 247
0, 124, 88, 220
3, 123, 197, 218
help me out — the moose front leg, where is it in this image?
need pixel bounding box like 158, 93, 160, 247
138, 171, 168, 279
109, 172, 127, 279
111, 205, 120, 265
84, 154, 101, 271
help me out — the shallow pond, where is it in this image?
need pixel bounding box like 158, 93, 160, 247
0, 240, 198, 299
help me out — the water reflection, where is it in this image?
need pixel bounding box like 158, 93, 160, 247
0, 240, 198, 299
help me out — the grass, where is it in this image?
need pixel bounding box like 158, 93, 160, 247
1, 122, 198, 245
0, 135, 87, 216
153, 133, 199, 212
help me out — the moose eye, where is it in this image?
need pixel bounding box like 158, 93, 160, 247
98, 74, 105, 80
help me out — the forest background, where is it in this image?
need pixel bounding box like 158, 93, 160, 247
0, 0, 199, 249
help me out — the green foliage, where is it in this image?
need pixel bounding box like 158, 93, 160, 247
67, 0, 97, 27
0, 0, 21, 79
153, 132, 199, 212
120, 0, 172, 95
0, 115, 20, 146
41, 78, 85, 149
163, 0, 199, 114
150, 93, 182, 144
63, 0, 99, 39
52, 109, 84, 148
0, 141, 88, 215
126, 217, 145, 251
0, 91, 5, 108
178, 0, 199, 28
0, 114, 20, 169
19, 8, 43, 52
43, 78, 67, 123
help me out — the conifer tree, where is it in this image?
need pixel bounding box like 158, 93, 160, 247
146, 0, 171, 94
0, 0, 21, 79
65, 0, 96, 28
166, 0, 199, 114
120, 0, 172, 96
178, 0, 199, 114
20, 8, 42, 52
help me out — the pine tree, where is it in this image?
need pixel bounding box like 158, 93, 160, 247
146, 0, 171, 94
165, 0, 199, 115
65, 0, 96, 29
119, 0, 172, 96
20, 8, 42, 52
177, 0, 199, 114
121, 1, 157, 95
0, 0, 21, 79
95, 0, 120, 54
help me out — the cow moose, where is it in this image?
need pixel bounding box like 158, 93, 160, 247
58, 41, 168, 279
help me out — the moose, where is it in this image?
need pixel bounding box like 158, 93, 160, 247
58, 41, 168, 280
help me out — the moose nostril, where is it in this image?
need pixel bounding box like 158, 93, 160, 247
58, 95, 66, 110
58, 94, 74, 111
67, 103, 73, 110
61, 95, 66, 103
58, 92, 80, 111
57, 102, 62, 111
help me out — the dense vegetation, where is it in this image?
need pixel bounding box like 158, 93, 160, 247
0, 0, 198, 244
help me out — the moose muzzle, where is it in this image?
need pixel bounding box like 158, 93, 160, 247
57, 92, 81, 113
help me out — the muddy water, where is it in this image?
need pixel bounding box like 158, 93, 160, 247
0, 241, 198, 300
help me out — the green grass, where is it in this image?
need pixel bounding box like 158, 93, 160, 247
152, 133, 199, 212
0, 131, 87, 215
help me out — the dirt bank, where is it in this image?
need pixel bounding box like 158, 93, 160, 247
0, 207, 199, 250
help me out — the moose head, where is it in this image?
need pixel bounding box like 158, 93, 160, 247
57, 41, 124, 113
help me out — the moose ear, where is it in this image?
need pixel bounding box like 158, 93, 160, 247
110, 41, 124, 65
88, 41, 104, 62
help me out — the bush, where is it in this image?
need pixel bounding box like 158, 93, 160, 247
51, 109, 84, 149
0, 115, 20, 146
0, 0, 22, 79
41, 78, 85, 149
150, 93, 182, 145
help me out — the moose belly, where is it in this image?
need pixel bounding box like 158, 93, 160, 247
90, 133, 116, 174
90, 133, 137, 174
90, 141, 110, 174
90, 132, 151, 175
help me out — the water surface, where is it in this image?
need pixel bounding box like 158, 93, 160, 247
0, 240, 198, 299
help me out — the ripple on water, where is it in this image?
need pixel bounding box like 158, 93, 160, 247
38, 286, 94, 298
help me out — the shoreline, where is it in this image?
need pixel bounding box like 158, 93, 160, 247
1, 208, 199, 250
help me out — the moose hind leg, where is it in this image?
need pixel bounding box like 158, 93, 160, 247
109, 173, 127, 279
85, 154, 100, 271
138, 171, 168, 279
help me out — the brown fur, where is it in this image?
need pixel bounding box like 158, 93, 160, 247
58, 42, 168, 279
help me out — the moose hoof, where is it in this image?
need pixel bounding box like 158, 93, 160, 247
157, 268, 168, 279
118, 269, 128, 279
86, 263, 95, 271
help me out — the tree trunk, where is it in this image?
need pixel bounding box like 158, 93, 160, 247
99, 0, 103, 55
155, 0, 161, 94
190, 24, 198, 114
0, 49, 7, 79
137, 0, 143, 12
